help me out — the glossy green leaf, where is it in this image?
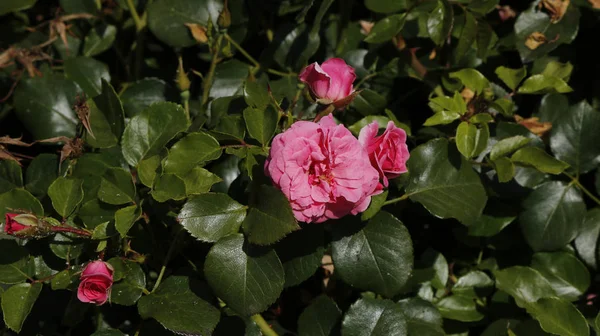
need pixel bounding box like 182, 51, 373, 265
423, 110, 461, 126
108, 258, 146, 306
151, 173, 186, 202
163, 132, 222, 175
120, 78, 172, 118
365, 0, 412, 13
406, 138, 487, 225
452, 271, 494, 298
531, 251, 590, 301
549, 100, 600, 174
468, 201, 516, 237
83, 24, 117, 57
511, 146, 569, 174
243, 185, 299, 246
178, 193, 246, 243
138, 276, 220, 334
495, 266, 555, 306
436, 295, 484, 322
454, 11, 477, 62
275, 225, 325, 288
341, 297, 407, 336
525, 297, 589, 336
490, 135, 531, 160
493, 157, 515, 183
428, 92, 467, 115
520, 181, 585, 251
0, 240, 33, 284
243, 80, 270, 109
397, 298, 444, 336
298, 295, 341, 336
179, 167, 222, 195
121, 102, 190, 167
361, 190, 388, 221
332, 211, 413, 298
204, 234, 284, 316
137, 155, 161, 188
364, 14, 406, 44
517, 75, 573, 94
456, 122, 489, 159
496, 66, 527, 91
114, 204, 141, 237
1, 283, 42, 333
13, 71, 80, 139
427, 0, 453, 46
48, 177, 84, 217
538, 93, 568, 124
25, 154, 59, 197
243, 106, 279, 145
0, 160, 22, 193
574, 208, 600, 270
97, 167, 136, 205
209, 60, 249, 99
64, 56, 111, 97
0, 188, 44, 219
450, 69, 490, 93
85, 80, 125, 148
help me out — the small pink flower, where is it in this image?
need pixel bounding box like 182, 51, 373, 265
77, 260, 114, 305
299, 58, 357, 109
359, 121, 410, 187
4, 213, 29, 235
265, 115, 381, 223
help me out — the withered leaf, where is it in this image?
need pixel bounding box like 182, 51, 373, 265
524, 32, 547, 50
539, 0, 570, 23
515, 115, 552, 137
0, 136, 32, 147
184, 23, 208, 44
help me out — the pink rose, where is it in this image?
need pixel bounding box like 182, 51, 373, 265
265, 115, 381, 223
299, 58, 357, 109
359, 121, 410, 187
77, 260, 114, 305
4, 213, 30, 235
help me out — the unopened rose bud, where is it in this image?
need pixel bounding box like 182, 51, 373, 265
299, 58, 358, 110
176, 56, 191, 92
4, 213, 34, 235
217, 1, 231, 29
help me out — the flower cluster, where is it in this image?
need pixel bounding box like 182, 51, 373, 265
266, 59, 410, 223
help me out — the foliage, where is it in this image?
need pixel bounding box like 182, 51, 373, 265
1, 0, 600, 335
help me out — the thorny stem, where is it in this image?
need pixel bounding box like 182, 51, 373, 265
151, 229, 184, 293
564, 172, 600, 207
202, 34, 224, 106
51, 225, 92, 237
251, 314, 279, 336
383, 194, 409, 206
224, 33, 260, 68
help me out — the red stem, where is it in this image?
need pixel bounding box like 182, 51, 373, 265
51, 226, 92, 237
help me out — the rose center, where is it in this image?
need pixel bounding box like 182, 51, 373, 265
308, 161, 333, 185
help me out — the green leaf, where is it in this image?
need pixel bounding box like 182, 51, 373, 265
137, 155, 162, 188
454, 11, 477, 62
97, 167, 136, 205
0, 240, 33, 284
538, 93, 568, 124
212, 115, 246, 141
364, 14, 406, 44
361, 190, 389, 221
436, 295, 484, 322
456, 122, 489, 159
493, 157, 515, 183
341, 297, 407, 336
298, 295, 341, 336
25, 154, 59, 197
115, 204, 141, 238
427, 0, 453, 46
64, 56, 111, 97
51, 269, 78, 290
178, 193, 246, 243
332, 212, 413, 298
78, 199, 118, 228
210, 60, 249, 99
406, 138, 487, 225
490, 135, 531, 160
541, 60, 573, 80
83, 24, 117, 56
48, 177, 84, 217
243, 106, 279, 145
138, 276, 220, 334
0, 188, 44, 219
520, 181, 585, 251
510, 146, 569, 174
275, 225, 325, 288
423, 110, 461, 126
490, 98, 514, 117
121, 102, 190, 167
151, 173, 186, 202
163, 132, 222, 175
517, 75, 573, 94
1, 283, 42, 333
531, 251, 590, 301
243, 80, 270, 109
495, 266, 555, 306
0, 0, 36, 15
515, 2, 580, 62
204, 234, 284, 316
91, 329, 126, 336
243, 185, 299, 246
0, 160, 22, 193
50, 233, 83, 260
352, 89, 387, 116
450, 69, 490, 94
429, 93, 467, 115
85, 80, 125, 148
179, 167, 222, 195
13, 71, 80, 139
476, 20, 497, 60
525, 297, 589, 336
120, 78, 172, 118
91, 221, 116, 240
468, 201, 516, 237
147, 0, 222, 47
452, 271, 494, 298
410, 249, 448, 290
365, 0, 412, 13
495, 66, 527, 91
549, 100, 600, 174
574, 208, 600, 270
107, 258, 146, 306
397, 298, 444, 336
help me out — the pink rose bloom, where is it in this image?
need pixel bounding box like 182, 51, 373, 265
4, 213, 29, 235
265, 115, 381, 223
359, 121, 410, 187
77, 260, 114, 305
299, 58, 357, 109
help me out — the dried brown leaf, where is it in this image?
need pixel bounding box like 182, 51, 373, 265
525, 32, 547, 50
515, 115, 553, 137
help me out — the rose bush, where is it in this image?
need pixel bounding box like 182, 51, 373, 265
1, 0, 600, 335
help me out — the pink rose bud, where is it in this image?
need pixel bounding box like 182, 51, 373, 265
265, 115, 381, 223
359, 121, 410, 187
4, 213, 34, 235
77, 260, 114, 305
299, 58, 357, 109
